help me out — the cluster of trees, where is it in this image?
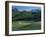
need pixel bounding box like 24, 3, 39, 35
12, 8, 41, 21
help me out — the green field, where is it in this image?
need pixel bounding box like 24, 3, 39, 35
12, 21, 41, 31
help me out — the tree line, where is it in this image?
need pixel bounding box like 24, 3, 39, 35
12, 8, 41, 21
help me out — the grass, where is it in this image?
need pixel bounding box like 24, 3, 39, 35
12, 21, 41, 31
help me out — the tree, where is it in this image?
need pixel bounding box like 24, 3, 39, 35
12, 8, 18, 12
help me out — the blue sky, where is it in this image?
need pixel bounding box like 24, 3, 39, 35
12, 6, 41, 11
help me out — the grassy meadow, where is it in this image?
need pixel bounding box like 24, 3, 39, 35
12, 21, 41, 31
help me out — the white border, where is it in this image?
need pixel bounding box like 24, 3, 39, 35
9, 3, 44, 35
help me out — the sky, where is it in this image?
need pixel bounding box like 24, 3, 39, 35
12, 6, 41, 11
